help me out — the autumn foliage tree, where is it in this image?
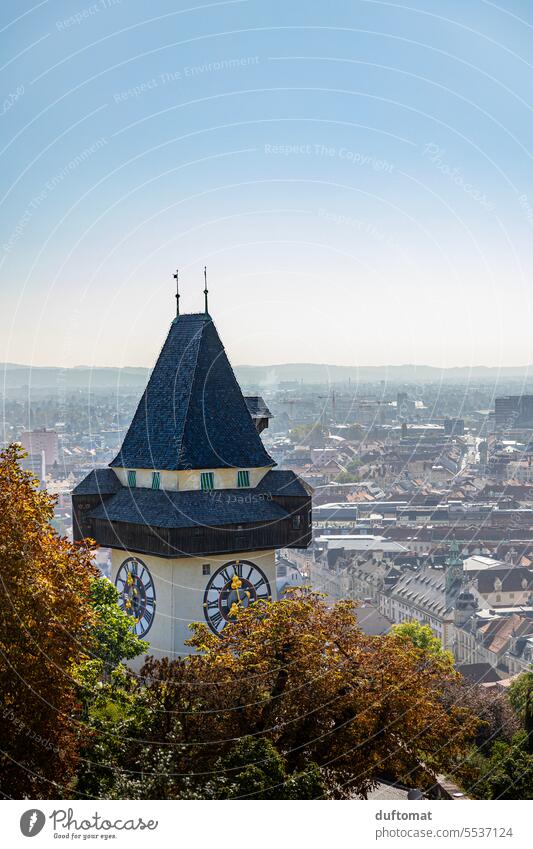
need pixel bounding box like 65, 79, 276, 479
0, 445, 98, 798
79, 590, 479, 799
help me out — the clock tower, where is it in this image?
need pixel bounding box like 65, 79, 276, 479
72, 296, 312, 661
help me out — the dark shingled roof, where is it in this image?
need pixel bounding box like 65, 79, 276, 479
88, 484, 286, 529
256, 469, 313, 497
78, 468, 309, 530
110, 314, 274, 471
72, 467, 122, 496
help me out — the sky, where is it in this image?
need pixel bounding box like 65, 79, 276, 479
2, 0, 533, 369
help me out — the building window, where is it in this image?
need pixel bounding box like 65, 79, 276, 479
202, 564, 211, 576
127, 469, 136, 487
237, 470, 250, 488
200, 472, 215, 491
152, 471, 161, 490
292, 515, 302, 529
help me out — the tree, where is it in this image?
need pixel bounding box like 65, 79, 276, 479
0, 445, 97, 798
335, 470, 358, 483
506, 669, 533, 755
289, 424, 328, 446
205, 737, 327, 800
73, 663, 150, 800
343, 425, 365, 442
470, 733, 533, 800
526, 687, 533, 755
79, 590, 478, 799
508, 670, 533, 721
389, 621, 454, 669
442, 678, 519, 755
73, 579, 149, 797
74, 576, 148, 722
109, 737, 327, 800
87, 577, 147, 674
454, 669, 533, 798
345, 459, 362, 474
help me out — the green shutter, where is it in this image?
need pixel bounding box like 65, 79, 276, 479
127, 469, 136, 487
152, 471, 160, 490
201, 472, 214, 491
237, 470, 250, 488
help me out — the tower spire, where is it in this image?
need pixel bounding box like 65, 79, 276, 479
203, 265, 209, 314
173, 268, 180, 317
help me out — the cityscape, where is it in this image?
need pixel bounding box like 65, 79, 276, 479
6, 363, 533, 679
1, 0, 533, 837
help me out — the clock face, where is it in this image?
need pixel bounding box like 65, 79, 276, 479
115, 557, 156, 638
203, 560, 271, 635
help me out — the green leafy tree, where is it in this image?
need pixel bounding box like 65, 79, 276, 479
289, 424, 328, 445
73, 580, 148, 796
109, 737, 327, 800
455, 669, 533, 798
471, 733, 533, 800
208, 737, 327, 800
526, 687, 533, 755
334, 470, 358, 483
507, 669, 533, 755
389, 621, 454, 669
344, 424, 364, 441
345, 459, 362, 474
74, 578, 147, 721
74, 664, 151, 799
88, 577, 147, 673
508, 670, 533, 720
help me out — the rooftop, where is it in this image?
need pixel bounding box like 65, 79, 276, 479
110, 314, 274, 472
74, 467, 310, 531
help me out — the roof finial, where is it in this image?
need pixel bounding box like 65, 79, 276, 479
203, 265, 209, 314
173, 268, 180, 317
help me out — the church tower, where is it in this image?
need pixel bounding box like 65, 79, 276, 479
72, 296, 312, 659
445, 538, 464, 606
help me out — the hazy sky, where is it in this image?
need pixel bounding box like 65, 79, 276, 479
2, 0, 533, 369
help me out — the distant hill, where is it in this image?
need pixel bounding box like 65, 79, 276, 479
1, 364, 151, 393
235, 363, 533, 385
3, 361, 533, 394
